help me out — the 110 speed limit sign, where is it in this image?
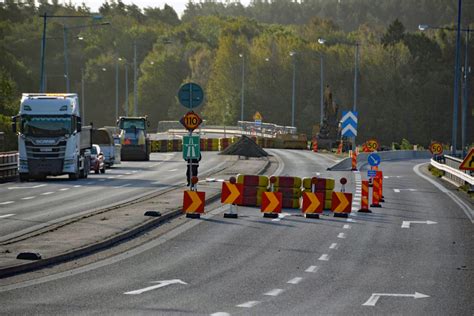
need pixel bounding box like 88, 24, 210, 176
180, 111, 203, 131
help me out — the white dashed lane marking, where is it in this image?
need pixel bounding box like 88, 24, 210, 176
337, 233, 346, 239
41, 192, 54, 195
59, 188, 70, 191
21, 196, 35, 200
0, 214, 15, 219
329, 243, 338, 249
0, 201, 14, 205
264, 289, 284, 296
318, 254, 330, 261
343, 224, 351, 229
287, 277, 303, 284
305, 265, 319, 273
236, 301, 260, 308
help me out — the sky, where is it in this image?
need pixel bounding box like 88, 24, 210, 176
67, 1, 252, 17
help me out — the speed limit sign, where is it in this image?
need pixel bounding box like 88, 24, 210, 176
429, 142, 443, 155
180, 111, 203, 131
366, 139, 379, 152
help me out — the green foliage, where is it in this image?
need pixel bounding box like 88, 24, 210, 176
400, 138, 412, 150
0, 1, 472, 149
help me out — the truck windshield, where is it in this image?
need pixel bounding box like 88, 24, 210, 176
121, 120, 145, 130
21, 116, 73, 137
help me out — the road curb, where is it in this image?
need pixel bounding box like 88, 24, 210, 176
0, 157, 272, 278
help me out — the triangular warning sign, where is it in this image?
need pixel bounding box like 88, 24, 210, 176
459, 148, 474, 171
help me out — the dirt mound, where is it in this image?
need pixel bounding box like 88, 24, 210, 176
219, 135, 268, 158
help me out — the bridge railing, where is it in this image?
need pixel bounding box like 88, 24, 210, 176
0, 152, 18, 181
430, 155, 473, 190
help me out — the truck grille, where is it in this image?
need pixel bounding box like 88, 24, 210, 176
25, 140, 67, 160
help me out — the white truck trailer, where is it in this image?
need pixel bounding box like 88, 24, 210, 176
12, 93, 91, 181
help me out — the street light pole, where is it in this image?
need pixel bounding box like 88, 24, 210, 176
63, 26, 70, 92
461, 28, 471, 156
81, 67, 85, 122
115, 55, 119, 122
452, 0, 462, 155
290, 51, 296, 127
353, 43, 359, 112
239, 53, 245, 122
125, 63, 129, 116
320, 54, 324, 125
133, 41, 138, 116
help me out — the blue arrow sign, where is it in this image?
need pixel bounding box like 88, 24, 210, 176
341, 111, 358, 137
367, 170, 377, 178
178, 83, 204, 109
368, 153, 381, 167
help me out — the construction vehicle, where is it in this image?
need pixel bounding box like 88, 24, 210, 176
12, 93, 91, 181
117, 116, 151, 161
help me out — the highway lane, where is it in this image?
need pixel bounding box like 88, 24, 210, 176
0, 152, 231, 241
0, 152, 472, 315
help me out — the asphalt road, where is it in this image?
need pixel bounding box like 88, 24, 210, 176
1, 151, 472, 315
0, 152, 230, 241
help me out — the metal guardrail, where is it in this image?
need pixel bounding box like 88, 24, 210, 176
430, 155, 473, 189
0, 152, 18, 180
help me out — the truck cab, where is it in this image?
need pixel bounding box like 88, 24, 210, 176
12, 93, 90, 181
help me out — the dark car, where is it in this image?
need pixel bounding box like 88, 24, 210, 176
90, 144, 106, 174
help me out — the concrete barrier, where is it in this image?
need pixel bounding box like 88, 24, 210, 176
328, 150, 432, 171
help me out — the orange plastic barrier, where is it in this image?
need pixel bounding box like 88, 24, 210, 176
358, 180, 372, 213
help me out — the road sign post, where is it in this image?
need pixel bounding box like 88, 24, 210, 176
178, 82, 204, 187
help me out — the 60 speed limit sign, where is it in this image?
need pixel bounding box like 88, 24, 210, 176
429, 142, 443, 155
366, 139, 379, 152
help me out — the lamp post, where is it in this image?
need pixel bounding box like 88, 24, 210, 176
419, 20, 471, 156
319, 38, 359, 148
133, 41, 138, 116
39, 13, 103, 92
239, 53, 245, 123
81, 67, 85, 122
290, 51, 297, 127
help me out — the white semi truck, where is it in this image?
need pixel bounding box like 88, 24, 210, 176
12, 93, 91, 181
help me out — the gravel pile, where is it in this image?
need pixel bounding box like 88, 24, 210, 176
219, 135, 268, 157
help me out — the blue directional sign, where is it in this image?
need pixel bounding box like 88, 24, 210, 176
368, 153, 381, 167
367, 170, 377, 178
178, 83, 204, 109
341, 111, 358, 137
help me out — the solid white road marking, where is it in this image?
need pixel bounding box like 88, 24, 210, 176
394, 189, 400, 193
21, 196, 35, 200
40, 192, 54, 195
125, 172, 132, 175
337, 233, 346, 239
362, 292, 430, 306
59, 188, 69, 191
343, 224, 351, 229
287, 277, 303, 284
318, 254, 330, 261
347, 218, 356, 222
401, 220, 437, 228
73, 185, 81, 188
264, 289, 284, 296
329, 243, 338, 249
124, 279, 187, 295
210, 313, 231, 316
107, 176, 115, 179
0, 201, 14, 205
168, 169, 178, 172
237, 301, 260, 308
305, 265, 320, 273
0, 214, 15, 219
393, 188, 416, 193
414, 163, 474, 223
8, 184, 46, 190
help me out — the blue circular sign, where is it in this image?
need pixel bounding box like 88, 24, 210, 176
178, 83, 204, 109
368, 153, 381, 167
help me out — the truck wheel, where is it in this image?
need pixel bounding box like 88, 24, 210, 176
100, 167, 105, 174
19, 174, 29, 182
